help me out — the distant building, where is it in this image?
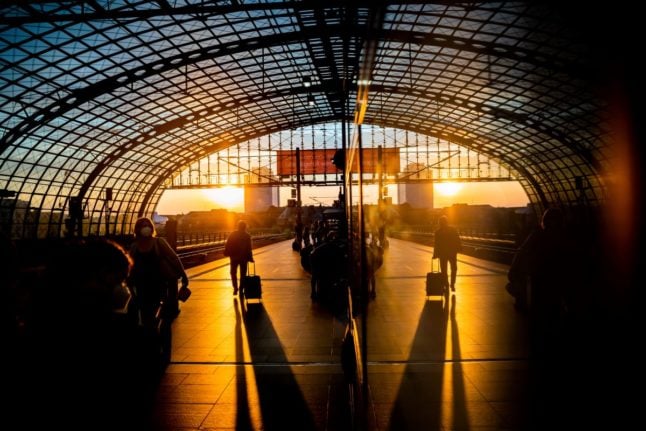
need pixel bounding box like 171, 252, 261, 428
0, 197, 33, 239
178, 209, 238, 231
245, 186, 279, 212
244, 167, 279, 212
397, 163, 434, 209
152, 211, 168, 225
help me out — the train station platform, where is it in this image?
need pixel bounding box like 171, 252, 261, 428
148, 237, 631, 430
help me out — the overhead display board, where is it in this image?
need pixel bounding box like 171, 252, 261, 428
276, 148, 400, 176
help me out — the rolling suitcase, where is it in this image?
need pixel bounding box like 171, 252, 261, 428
426, 258, 445, 297
241, 262, 262, 301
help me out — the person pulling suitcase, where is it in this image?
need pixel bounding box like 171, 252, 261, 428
224, 220, 254, 295
432, 215, 462, 291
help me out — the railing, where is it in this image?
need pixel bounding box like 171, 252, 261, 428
395, 225, 518, 241
174, 228, 281, 247
388, 227, 518, 264
173, 231, 291, 265
175, 231, 229, 247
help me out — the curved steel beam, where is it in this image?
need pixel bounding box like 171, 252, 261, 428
0, 32, 320, 153
0, 1, 374, 25
76, 85, 336, 200
1, 26, 587, 154
123, 110, 588, 219
83, 89, 586, 215
134, 115, 341, 216
368, 84, 601, 171
53, 75, 603, 206
132, 116, 552, 216
365, 117, 558, 208
384, 29, 590, 79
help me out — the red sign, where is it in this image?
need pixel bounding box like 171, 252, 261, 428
277, 149, 338, 176
276, 148, 399, 175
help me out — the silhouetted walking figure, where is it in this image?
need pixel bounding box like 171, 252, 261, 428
433, 215, 462, 291
366, 238, 384, 299
293, 219, 304, 251
224, 220, 253, 295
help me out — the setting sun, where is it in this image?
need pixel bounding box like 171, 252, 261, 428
435, 182, 463, 196
202, 187, 244, 211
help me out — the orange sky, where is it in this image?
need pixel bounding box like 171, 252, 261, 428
156, 181, 529, 215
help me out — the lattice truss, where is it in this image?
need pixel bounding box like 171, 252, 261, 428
0, 1, 612, 238
168, 123, 514, 188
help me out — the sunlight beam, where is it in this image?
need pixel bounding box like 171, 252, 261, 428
435, 182, 463, 197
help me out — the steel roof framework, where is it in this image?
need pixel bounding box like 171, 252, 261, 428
0, 1, 616, 238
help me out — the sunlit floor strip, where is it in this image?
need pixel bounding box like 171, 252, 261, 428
170, 357, 529, 366
193, 277, 311, 282
170, 361, 343, 366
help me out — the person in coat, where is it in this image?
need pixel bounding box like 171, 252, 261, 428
224, 220, 254, 295
432, 215, 462, 291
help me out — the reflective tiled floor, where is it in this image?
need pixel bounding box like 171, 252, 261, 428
152, 238, 542, 430
7, 237, 634, 430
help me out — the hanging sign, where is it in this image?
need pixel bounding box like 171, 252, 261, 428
276, 148, 399, 176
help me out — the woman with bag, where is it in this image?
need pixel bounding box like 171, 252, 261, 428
128, 217, 189, 321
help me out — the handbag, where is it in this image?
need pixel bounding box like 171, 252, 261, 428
178, 285, 192, 302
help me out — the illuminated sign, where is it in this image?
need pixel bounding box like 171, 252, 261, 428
276, 148, 399, 175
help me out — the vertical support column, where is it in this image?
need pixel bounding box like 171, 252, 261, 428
357, 127, 369, 419
296, 147, 302, 225
377, 145, 387, 247
104, 187, 112, 236
377, 145, 383, 202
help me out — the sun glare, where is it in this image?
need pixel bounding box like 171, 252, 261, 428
435, 182, 463, 196
203, 187, 244, 210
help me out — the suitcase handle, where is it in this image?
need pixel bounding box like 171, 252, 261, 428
431, 257, 440, 272
247, 261, 256, 276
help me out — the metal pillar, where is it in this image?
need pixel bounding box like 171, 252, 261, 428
295, 147, 302, 225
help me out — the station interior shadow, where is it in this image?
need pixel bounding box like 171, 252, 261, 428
233, 298, 254, 430
234, 297, 351, 430
385, 294, 470, 431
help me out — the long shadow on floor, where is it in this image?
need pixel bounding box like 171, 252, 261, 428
386, 294, 470, 430
235, 298, 321, 430
234, 298, 254, 430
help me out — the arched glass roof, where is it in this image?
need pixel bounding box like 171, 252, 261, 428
0, 1, 625, 238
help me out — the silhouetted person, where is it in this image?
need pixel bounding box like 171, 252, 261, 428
293, 219, 304, 251
128, 217, 188, 320
300, 241, 314, 274
224, 220, 253, 295
366, 237, 384, 299
1, 231, 18, 342
511, 207, 573, 356
24, 238, 143, 429
378, 222, 387, 248
314, 219, 328, 245
34, 238, 134, 348
310, 231, 348, 307
432, 215, 462, 291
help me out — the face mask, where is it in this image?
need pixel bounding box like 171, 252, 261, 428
140, 226, 153, 237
